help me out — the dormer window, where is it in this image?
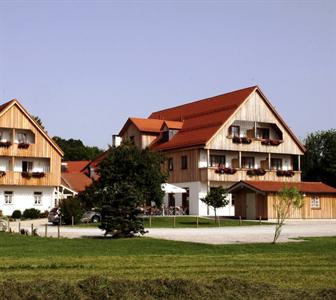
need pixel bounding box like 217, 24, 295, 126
161, 131, 169, 143
229, 125, 240, 137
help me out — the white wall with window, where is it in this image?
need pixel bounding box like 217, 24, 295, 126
14, 158, 51, 173
162, 181, 235, 216
0, 129, 12, 142
14, 130, 35, 144
0, 187, 54, 216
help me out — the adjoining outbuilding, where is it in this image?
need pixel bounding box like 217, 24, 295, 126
228, 180, 336, 220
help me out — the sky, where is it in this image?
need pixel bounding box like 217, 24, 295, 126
0, 0, 335, 149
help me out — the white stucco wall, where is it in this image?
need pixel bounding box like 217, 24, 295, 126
163, 181, 235, 216
0, 186, 55, 216
14, 158, 50, 172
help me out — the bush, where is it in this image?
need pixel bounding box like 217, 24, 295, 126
39, 210, 49, 218
59, 197, 83, 225
22, 208, 41, 219
11, 210, 22, 219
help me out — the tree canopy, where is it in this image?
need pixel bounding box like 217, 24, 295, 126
273, 186, 303, 243
201, 186, 229, 221
80, 141, 167, 237
53, 136, 104, 161
302, 129, 336, 188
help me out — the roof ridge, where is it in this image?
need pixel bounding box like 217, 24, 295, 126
150, 86, 257, 117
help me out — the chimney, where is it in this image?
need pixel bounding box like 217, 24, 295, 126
112, 134, 122, 147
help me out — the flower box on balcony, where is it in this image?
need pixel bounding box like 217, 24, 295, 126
18, 142, 30, 149
32, 172, 45, 178
276, 170, 294, 177
232, 137, 252, 144
261, 139, 281, 146
215, 166, 237, 175
247, 168, 266, 176
232, 136, 241, 143
241, 137, 252, 144
21, 171, 32, 179
0, 141, 12, 148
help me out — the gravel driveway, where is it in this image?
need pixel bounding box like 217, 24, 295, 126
9, 219, 336, 244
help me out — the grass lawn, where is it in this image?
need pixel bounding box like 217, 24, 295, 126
0, 232, 335, 299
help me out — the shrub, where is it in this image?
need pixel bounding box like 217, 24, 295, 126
59, 197, 83, 225
39, 210, 49, 218
11, 210, 22, 219
22, 208, 41, 219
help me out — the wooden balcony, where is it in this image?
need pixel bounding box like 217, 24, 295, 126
0, 171, 60, 186
200, 168, 301, 183
0, 143, 45, 157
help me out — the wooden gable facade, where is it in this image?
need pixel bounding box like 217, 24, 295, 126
0, 100, 63, 187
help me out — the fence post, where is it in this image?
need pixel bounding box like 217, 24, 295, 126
18, 222, 21, 233
45, 223, 48, 237
173, 216, 176, 228
57, 224, 60, 238
71, 216, 74, 227
31, 223, 34, 236
259, 216, 261, 225
218, 218, 220, 227
196, 216, 199, 228
149, 216, 152, 228
239, 216, 242, 225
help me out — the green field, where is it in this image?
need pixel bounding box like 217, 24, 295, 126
0, 232, 335, 299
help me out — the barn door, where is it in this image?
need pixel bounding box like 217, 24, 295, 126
246, 193, 256, 220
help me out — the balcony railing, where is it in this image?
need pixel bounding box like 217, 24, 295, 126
201, 167, 301, 182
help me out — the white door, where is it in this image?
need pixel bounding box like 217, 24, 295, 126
246, 193, 256, 220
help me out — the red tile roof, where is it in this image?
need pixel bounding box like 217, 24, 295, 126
148, 86, 256, 150
61, 172, 92, 193
119, 118, 164, 136
163, 120, 184, 130
229, 180, 336, 194
63, 161, 90, 173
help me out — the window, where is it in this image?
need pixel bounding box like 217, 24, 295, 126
4, 191, 13, 204
256, 128, 270, 140
210, 155, 226, 167
311, 196, 320, 209
22, 161, 33, 172
181, 155, 188, 169
18, 133, 27, 143
168, 157, 174, 171
271, 158, 282, 170
161, 131, 169, 143
34, 192, 42, 205
168, 193, 175, 207
229, 125, 240, 137
241, 157, 254, 169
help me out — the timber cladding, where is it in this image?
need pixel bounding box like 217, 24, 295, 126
233, 190, 336, 219
163, 148, 201, 183
0, 103, 62, 186
267, 193, 336, 219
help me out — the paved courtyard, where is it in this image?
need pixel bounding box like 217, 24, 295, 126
9, 219, 336, 244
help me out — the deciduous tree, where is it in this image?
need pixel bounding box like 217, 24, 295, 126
86, 141, 167, 237
302, 129, 336, 188
273, 186, 303, 243
201, 187, 229, 223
